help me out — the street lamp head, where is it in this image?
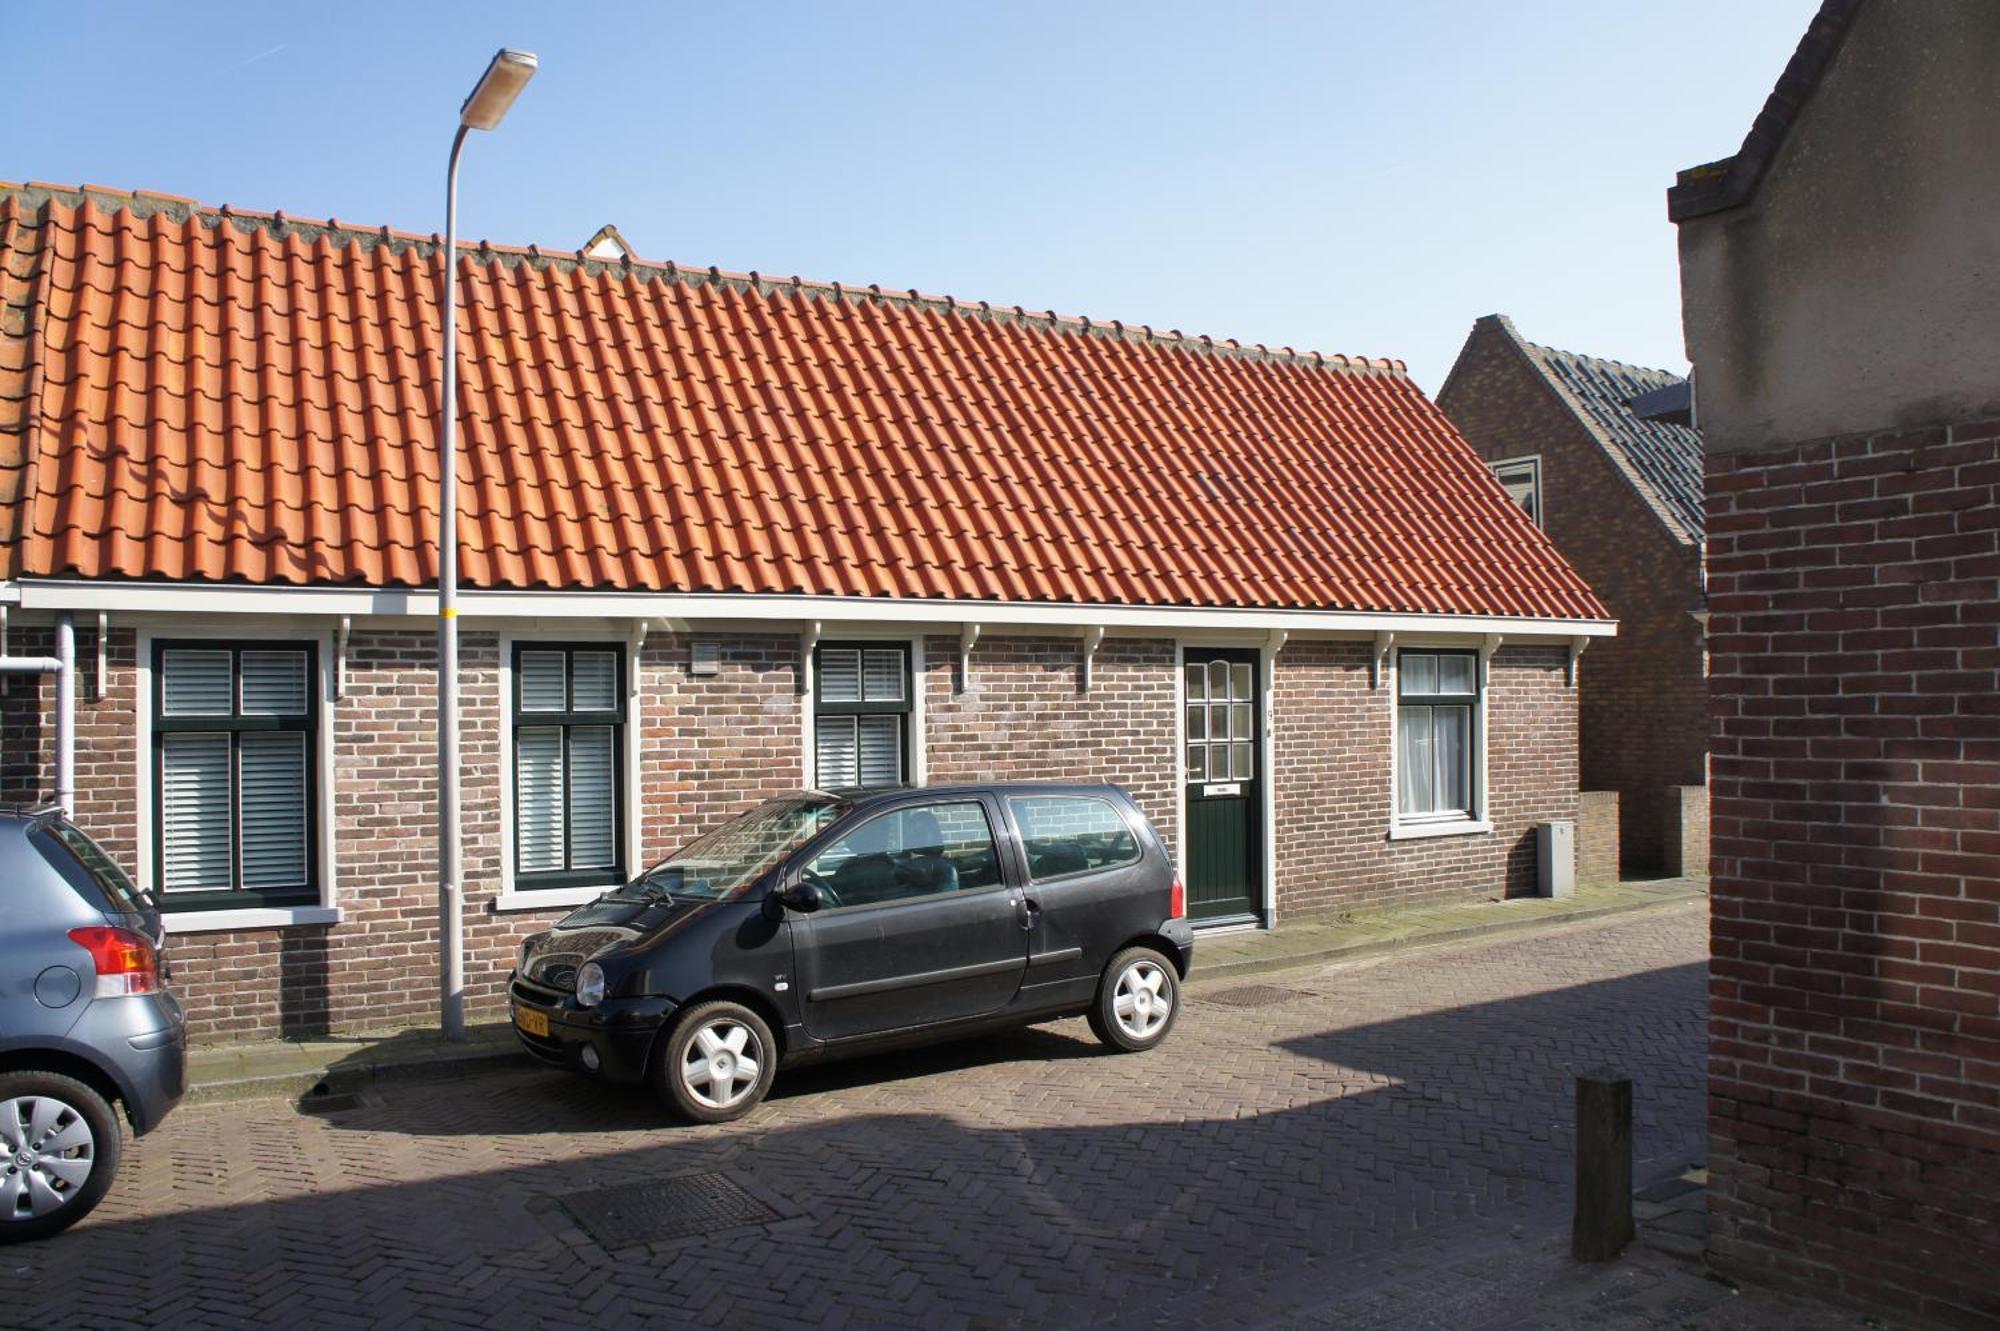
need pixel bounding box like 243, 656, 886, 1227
460, 48, 538, 131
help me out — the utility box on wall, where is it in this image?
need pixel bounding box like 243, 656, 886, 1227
1538, 820, 1575, 899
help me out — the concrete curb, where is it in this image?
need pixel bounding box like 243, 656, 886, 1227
1189, 888, 1706, 986
185, 885, 1707, 1105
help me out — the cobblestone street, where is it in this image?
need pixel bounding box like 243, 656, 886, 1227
0, 904, 1863, 1328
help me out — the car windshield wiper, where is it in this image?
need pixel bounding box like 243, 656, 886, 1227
613, 874, 676, 905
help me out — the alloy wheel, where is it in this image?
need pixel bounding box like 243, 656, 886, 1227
0, 1095, 96, 1222
680, 1019, 764, 1110
1112, 960, 1173, 1041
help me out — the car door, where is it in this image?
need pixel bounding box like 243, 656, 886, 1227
1003, 791, 1159, 1004
793, 797, 1028, 1042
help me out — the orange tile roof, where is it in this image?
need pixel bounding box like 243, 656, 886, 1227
0, 183, 1607, 620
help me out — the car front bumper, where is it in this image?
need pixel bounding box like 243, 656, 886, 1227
507, 976, 677, 1084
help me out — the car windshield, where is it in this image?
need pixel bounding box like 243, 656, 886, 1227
620, 797, 850, 901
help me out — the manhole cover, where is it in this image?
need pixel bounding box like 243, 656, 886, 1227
556, 1172, 780, 1248
1204, 984, 1313, 1008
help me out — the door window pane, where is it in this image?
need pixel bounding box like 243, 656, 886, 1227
1231, 662, 1253, 700
1231, 703, 1253, 740
1232, 741, 1253, 781
1207, 660, 1229, 695
1184, 663, 1206, 700
1185, 705, 1206, 741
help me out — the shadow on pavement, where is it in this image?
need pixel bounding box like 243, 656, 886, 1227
4, 963, 1710, 1330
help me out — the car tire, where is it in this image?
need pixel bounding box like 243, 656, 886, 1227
655, 1000, 779, 1124
0, 1070, 123, 1244
1090, 947, 1180, 1053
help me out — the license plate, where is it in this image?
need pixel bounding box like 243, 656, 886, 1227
514, 1005, 550, 1038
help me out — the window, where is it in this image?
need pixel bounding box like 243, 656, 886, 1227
802, 801, 1002, 906
153, 642, 317, 908
1008, 796, 1141, 881
814, 643, 910, 788
1184, 658, 1256, 784
1398, 650, 1479, 821
1491, 457, 1542, 527
513, 644, 626, 890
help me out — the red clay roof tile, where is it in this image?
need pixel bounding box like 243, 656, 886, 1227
0, 183, 1607, 620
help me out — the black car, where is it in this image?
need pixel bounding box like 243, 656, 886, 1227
510, 783, 1192, 1121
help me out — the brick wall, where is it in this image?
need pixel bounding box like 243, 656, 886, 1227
1441, 323, 1708, 874
922, 635, 1178, 853
1271, 641, 1579, 914
1664, 785, 1709, 879
1706, 420, 2000, 1326
3, 622, 1584, 1042
1578, 791, 1621, 888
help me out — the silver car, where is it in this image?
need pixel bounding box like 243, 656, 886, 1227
0, 808, 185, 1242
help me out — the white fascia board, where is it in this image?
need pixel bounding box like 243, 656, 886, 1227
9, 580, 1618, 640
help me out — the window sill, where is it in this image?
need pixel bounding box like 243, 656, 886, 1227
162, 905, 342, 934
1388, 818, 1493, 842
493, 885, 606, 913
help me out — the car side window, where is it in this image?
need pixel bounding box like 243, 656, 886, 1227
1008, 796, 1141, 882
803, 801, 1003, 907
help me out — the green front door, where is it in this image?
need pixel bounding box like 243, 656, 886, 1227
1183, 648, 1261, 924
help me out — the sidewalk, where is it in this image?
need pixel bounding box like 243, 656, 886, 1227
186, 876, 1707, 1104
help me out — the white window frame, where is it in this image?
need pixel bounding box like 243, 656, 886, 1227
1387, 641, 1495, 841
137, 625, 342, 933
800, 633, 927, 791
1491, 455, 1543, 528
495, 629, 645, 912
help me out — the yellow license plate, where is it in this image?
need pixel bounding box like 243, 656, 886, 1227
514, 1005, 550, 1038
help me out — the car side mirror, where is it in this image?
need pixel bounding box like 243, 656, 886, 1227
764, 879, 824, 920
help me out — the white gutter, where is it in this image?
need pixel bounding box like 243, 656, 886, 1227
8, 581, 1618, 640
0, 609, 76, 816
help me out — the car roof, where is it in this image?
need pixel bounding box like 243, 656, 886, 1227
807, 781, 1131, 809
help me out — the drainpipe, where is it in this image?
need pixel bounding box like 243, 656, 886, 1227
0, 609, 75, 817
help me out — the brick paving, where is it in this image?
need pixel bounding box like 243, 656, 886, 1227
0, 904, 1872, 1328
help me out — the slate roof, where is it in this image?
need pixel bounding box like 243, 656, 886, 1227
1467, 317, 1705, 545
0, 182, 1607, 621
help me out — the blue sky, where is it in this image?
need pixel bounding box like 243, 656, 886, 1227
7, 2, 1815, 391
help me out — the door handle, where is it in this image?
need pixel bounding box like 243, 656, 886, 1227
1017, 898, 1040, 929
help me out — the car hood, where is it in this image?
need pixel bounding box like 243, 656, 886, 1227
519, 893, 721, 990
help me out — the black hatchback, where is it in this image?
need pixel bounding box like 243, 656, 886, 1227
510, 783, 1192, 1121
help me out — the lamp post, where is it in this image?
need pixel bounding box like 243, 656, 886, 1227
439, 48, 537, 1041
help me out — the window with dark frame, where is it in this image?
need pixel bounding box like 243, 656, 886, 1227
1492, 457, 1542, 527
1397, 649, 1480, 821
813, 643, 910, 788
513, 643, 627, 890
153, 640, 318, 910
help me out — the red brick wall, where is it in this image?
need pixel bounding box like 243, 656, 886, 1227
1578, 790, 1621, 888
1272, 641, 1579, 913
1706, 420, 2000, 1327
922, 635, 1179, 853
1441, 324, 1707, 875
3, 623, 1583, 1042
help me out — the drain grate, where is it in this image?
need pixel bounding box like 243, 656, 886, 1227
557, 1172, 780, 1248
1204, 984, 1313, 1008
298, 1092, 365, 1116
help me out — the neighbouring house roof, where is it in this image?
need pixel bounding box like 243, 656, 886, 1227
0, 182, 1607, 622
1667, 0, 1864, 221
1449, 316, 1705, 546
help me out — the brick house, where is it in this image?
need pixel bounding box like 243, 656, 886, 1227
1671, 0, 2000, 1323
0, 181, 1612, 1042
1438, 316, 1708, 880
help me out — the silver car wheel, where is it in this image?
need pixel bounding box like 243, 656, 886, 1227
1112, 960, 1172, 1041
680, 1018, 763, 1111
0, 1095, 96, 1222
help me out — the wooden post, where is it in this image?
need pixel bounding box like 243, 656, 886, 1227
1573, 1068, 1634, 1261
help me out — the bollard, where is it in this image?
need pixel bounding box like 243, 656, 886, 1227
1572, 1068, 1634, 1261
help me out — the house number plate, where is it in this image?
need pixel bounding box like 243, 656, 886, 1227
1203, 782, 1243, 797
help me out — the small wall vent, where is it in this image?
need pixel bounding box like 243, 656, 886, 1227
689, 640, 722, 676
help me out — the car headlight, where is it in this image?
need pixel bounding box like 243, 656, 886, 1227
575, 962, 607, 1008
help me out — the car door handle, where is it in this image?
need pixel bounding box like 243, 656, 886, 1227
1017, 898, 1040, 929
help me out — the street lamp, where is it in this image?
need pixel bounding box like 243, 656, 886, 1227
439, 47, 537, 1041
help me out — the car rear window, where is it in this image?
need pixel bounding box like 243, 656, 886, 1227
31, 821, 152, 917
1007, 796, 1142, 881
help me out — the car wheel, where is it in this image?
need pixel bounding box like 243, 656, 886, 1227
0, 1071, 122, 1244
1091, 947, 1180, 1053
656, 1001, 778, 1124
